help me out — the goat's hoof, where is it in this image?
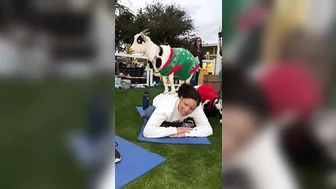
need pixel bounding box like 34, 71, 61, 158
163, 90, 169, 94
220, 119, 222, 124
169, 91, 176, 94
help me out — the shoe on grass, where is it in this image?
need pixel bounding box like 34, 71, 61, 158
115, 142, 121, 164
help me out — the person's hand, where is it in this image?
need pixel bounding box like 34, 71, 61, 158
169, 133, 186, 137
176, 127, 193, 134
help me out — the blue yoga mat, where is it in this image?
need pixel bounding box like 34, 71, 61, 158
136, 107, 211, 145
138, 124, 211, 144
136, 106, 145, 117
115, 136, 166, 189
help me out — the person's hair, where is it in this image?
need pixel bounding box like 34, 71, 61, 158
177, 83, 201, 106
192, 37, 203, 48
221, 66, 269, 124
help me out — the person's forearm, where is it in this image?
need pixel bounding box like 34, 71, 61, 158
185, 126, 213, 137
143, 126, 177, 138
187, 109, 214, 137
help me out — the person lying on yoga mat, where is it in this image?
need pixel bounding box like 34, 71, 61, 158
143, 83, 213, 138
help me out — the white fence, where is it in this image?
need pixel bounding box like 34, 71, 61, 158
115, 53, 153, 87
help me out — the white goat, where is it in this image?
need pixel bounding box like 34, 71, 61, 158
130, 29, 200, 94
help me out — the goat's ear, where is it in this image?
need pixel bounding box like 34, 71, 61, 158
141, 28, 149, 33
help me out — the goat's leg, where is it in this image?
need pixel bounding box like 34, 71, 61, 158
168, 73, 176, 94
162, 76, 169, 94
176, 73, 194, 91
185, 73, 193, 84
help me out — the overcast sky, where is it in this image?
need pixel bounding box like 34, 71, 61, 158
118, 0, 222, 44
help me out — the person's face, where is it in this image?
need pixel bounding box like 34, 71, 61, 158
196, 38, 202, 46
178, 97, 198, 117
222, 106, 259, 162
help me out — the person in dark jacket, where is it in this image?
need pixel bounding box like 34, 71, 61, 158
189, 37, 205, 85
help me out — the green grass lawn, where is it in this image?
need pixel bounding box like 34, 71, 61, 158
0, 79, 90, 189
0, 78, 326, 189
115, 87, 222, 189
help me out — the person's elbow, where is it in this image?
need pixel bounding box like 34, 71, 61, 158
143, 127, 157, 138
204, 127, 213, 137
195, 126, 213, 137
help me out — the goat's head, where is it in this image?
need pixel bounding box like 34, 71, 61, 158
130, 29, 151, 54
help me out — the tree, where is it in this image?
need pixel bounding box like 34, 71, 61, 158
115, 0, 135, 52
115, 1, 197, 51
